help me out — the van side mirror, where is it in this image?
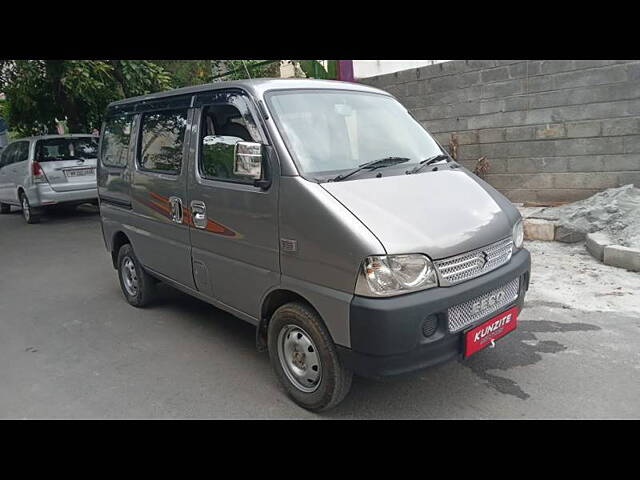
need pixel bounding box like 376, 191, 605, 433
233, 141, 263, 180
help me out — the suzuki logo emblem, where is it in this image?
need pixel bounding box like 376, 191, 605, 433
477, 251, 489, 269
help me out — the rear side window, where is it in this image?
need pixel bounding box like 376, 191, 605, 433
14, 141, 30, 163
101, 115, 133, 168
0, 143, 17, 167
138, 109, 188, 175
36, 138, 97, 162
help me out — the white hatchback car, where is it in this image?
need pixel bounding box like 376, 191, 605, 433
0, 134, 98, 223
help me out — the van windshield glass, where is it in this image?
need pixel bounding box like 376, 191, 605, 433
266, 90, 444, 180
36, 137, 98, 162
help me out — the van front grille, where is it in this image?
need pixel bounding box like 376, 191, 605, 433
447, 277, 520, 333
434, 238, 513, 286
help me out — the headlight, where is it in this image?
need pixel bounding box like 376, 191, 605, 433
513, 220, 524, 249
355, 254, 438, 297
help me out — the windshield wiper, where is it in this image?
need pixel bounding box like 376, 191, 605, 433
405, 154, 450, 175
330, 157, 410, 182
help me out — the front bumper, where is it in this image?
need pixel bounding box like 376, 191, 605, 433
338, 248, 531, 378
31, 184, 97, 207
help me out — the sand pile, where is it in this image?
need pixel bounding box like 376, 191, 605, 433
531, 184, 640, 248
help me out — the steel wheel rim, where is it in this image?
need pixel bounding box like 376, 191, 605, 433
22, 197, 30, 221
121, 256, 139, 296
277, 325, 322, 393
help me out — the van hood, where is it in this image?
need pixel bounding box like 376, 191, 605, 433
321, 169, 518, 260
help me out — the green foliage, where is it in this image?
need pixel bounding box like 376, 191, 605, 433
115, 60, 172, 97
297, 60, 338, 80
151, 60, 281, 86
0, 98, 8, 126
0, 59, 338, 137
211, 60, 281, 81
0, 60, 172, 136
152, 60, 213, 88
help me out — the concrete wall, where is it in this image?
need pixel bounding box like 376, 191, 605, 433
359, 60, 640, 203
353, 60, 448, 79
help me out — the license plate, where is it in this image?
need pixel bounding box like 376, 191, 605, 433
65, 167, 95, 178
464, 306, 518, 358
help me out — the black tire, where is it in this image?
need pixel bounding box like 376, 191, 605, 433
0, 202, 10, 214
267, 302, 353, 412
20, 193, 41, 224
116, 243, 156, 308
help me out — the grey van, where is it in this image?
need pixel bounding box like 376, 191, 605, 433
98, 79, 530, 411
0, 134, 99, 223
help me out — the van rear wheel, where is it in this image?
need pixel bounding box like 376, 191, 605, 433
117, 244, 156, 308
267, 302, 353, 412
0, 203, 10, 214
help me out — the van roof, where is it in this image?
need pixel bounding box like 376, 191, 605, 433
107, 78, 391, 109
7, 134, 97, 143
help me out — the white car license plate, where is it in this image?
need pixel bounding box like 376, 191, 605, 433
65, 167, 95, 178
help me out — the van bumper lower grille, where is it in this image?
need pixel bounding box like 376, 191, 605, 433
447, 277, 520, 333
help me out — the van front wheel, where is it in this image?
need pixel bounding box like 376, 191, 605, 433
117, 244, 156, 308
268, 302, 353, 412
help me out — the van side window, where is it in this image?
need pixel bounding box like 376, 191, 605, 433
102, 115, 133, 168
199, 96, 261, 183
138, 109, 188, 175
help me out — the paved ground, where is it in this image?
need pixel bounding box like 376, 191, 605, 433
1, 206, 639, 419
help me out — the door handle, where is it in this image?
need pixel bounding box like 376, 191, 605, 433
190, 200, 207, 229
169, 196, 183, 224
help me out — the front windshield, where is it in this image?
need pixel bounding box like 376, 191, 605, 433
266, 89, 444, 179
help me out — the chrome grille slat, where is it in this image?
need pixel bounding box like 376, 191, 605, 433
446, 257, 476, 269
434, 238, 513, 286
452, 263, 479, 275
447, 278, 520, 333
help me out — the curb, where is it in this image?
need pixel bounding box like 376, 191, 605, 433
521, 218, 584, 243
603, 245, 640, 272
523, 218, 555, 241
585, 232, 611, 261
519, 208, 640, 272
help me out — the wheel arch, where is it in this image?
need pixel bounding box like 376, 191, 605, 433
257, 288, 322, 352
111, 230, 131, 269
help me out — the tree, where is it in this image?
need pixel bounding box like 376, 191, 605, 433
149, 60, 283, 86
0, 59, 339, 137
151, 60, 213, 88
0, 60, 172, 136
297, 60, 338, 79
210, 60, 281, 81
208, 60, 337, 81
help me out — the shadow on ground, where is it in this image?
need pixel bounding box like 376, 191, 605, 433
140, 282, 604, 418
3, 203, 100, 226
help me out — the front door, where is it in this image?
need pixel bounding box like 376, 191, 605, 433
129, 106, 195, 289
187, 89, 280, 319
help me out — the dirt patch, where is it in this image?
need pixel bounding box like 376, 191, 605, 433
526, 240, 640, 314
